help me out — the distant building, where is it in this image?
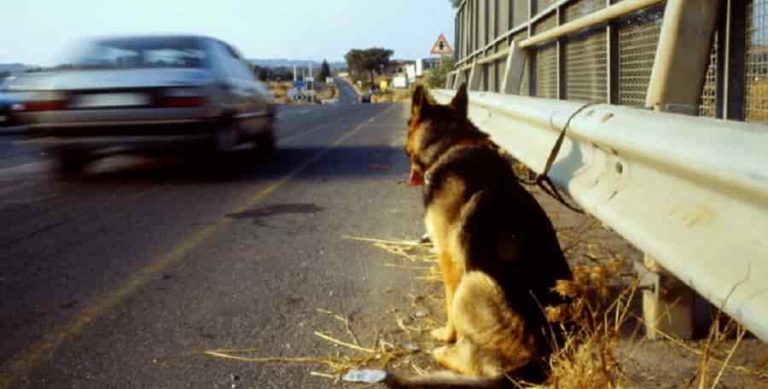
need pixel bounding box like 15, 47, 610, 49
389, 59, 416, 75
416, 58, 442, 76
387, 58, 446, 89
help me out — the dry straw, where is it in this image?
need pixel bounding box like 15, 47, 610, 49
205, 307, 414, 381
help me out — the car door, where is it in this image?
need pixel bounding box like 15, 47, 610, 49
216, 42, 269, 137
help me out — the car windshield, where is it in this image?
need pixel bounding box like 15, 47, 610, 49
66, 37, 209, 70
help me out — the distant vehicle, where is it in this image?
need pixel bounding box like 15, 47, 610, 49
0, 77, 19, 127
11, 35, 276, 174
0, 94, 15, 127
360, 91, 372, 103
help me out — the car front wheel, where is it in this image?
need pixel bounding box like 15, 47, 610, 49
214, 121, 239, 152
254, 119, 276, 157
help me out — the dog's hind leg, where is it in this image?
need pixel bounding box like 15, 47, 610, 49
452, 272, 537, 377
432, 273, 509, 377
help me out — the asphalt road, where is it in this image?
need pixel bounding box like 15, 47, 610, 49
0, 102, 425, 388
334, 78, 360, 105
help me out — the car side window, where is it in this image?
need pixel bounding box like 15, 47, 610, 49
218, 42, 254, 81
207, 41, 234, 81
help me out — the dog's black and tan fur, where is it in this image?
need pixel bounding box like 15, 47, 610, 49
390, 85, 572, 387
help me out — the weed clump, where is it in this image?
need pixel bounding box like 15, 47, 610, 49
546, 259, 637, 388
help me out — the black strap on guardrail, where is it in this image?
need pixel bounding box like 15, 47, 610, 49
519, 102, 597, 215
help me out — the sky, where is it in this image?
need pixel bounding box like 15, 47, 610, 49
0, 0, 456, 66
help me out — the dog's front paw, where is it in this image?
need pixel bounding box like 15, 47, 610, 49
430, 325, 456, 342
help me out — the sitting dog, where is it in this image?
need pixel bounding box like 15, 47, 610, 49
390, 84, 572, 386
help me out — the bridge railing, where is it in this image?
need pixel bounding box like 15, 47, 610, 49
442, 0, 768, 342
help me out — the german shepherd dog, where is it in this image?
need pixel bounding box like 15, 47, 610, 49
388, 85, 572, 387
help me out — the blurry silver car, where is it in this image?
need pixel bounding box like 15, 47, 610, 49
12, 35, 276, 173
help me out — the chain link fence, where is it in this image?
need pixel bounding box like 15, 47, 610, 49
746, 0, 768, 122
452, 0, 765, 123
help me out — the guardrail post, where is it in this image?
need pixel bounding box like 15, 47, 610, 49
638, 0, 723, 340
635, 256, 696, 340
500, 40, 527, 95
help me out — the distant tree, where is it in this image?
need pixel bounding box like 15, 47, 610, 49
251, 65, 294, 82
344, 48, 394, 86
449, 0, 461, 8
426, 58, 456, 88
272, 67, 294, 81
317, 60, 331, 83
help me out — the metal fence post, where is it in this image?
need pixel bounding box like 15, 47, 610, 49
453, 69, 466, 90
556, 6, 565, 100
607, 0, 619, 104
723, 0, 746, 120
645, 0, 722, 113
445, 72, 456, 89
500, 40, 527, 94
527, 0, 536, 96
468, 60, 482, 91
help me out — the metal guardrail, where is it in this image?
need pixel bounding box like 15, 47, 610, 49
446, 0, 768, 340
431, 89, 768, 342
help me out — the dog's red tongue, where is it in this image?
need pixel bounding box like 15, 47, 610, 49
409, 168, 424, 186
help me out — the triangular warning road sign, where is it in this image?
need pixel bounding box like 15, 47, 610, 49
430, 34, 454, 56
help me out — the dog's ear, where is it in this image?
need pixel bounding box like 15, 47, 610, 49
411, 85, 432, 119
450, 83, 468, 117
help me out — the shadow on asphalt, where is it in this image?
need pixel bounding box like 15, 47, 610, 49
56, 146, 408, 186
226, 203, 324, 226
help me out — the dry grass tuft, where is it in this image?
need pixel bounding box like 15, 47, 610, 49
692, 316, 749, 389
546, 259, 637, 389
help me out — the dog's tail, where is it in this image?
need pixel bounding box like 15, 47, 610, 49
383, 371, 513, 389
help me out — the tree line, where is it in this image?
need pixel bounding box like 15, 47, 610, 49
252, 59, 333, 83
344, 48, 394, 86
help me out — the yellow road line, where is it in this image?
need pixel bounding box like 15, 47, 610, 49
0, 105, 396, 387
279, 122, 336, 144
